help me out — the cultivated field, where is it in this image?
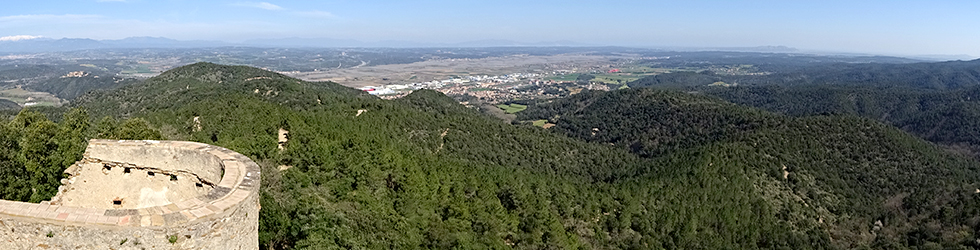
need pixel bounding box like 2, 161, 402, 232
285, 54, 626, 88
0, 87, 64, 107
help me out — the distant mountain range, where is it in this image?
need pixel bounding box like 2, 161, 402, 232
0, 37, 974, 60
0, 37, 229, 53
652, 45, 800, 53
0, 36, 595, 53
242, 38, 594, 48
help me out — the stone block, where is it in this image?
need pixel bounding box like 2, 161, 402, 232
118, 216, 130, 225
166, 204, 180, 213
150, 214, 165, 226
85, 215, 100, 224
189, 207, 211, 218
140, 216, 151, 227
66, 214, 83, 223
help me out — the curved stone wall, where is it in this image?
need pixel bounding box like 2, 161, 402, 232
0, 140, 261, 249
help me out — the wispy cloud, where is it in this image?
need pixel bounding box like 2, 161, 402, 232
295, 10, 336, 19
0, 11, 340, 42
0, 13, 288, 41
232, 2, 284, 11
0, 35, 43, 41
0, 14, 102, 22
229, 2, 338, 19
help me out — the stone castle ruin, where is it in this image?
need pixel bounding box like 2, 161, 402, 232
0, 140, 260, 249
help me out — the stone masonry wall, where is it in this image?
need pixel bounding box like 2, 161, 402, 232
55, 159, 215, 210
0, 140, 260, 250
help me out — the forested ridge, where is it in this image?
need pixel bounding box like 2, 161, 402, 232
627, 59, 980, 159
0, 99, 19, 110
519, 88, 980, 249
0, 62, 137, 101
28, 76, 137, 100
2, 62, 979, 249
630, 58, 980, 90
702, 85, 980, 157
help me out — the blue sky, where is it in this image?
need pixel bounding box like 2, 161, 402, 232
1, 0, 979, 56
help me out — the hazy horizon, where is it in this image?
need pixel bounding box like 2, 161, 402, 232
2, 1, 979, 58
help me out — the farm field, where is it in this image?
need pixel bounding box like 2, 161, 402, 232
547, 74, 580, 81
496, 103, 528, 114
591, 74, 643, 84
0, 87, 64, 107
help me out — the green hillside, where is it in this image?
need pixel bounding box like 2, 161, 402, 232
519, 88, 980, 249
0, 99, 19, 110
699, 85, 980, 158
628, 59, 980, 90
7, 62, 963, 249
626, 59, 980, 159
63, 63, 828, 249
28, 76, 137, 100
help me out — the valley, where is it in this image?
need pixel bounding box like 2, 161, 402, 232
2, 1, 977, 249
1, 47, 980, 249
285, 54, 623, 87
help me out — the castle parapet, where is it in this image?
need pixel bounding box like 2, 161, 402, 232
0, 140, 260, 249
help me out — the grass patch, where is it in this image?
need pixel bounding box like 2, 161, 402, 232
618, 66, 676, 74
532, 119, 548, 127
136, 65, 153, 74
496, 104, 528, 114
589, 66, 692, 84
547, 74, 580, 82
592, 74, 643, 84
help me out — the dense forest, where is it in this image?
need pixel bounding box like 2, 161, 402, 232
626, 59, 980, 159
701, 85, 980, 157
2, 62, 979, 249
518, 88, 980, 249
0, 99, 19, 110
633, 51, 924, 72
28, 76, 137, 100
0, 65, 82, 81
629, 59, 980, 90
0, 62, 138, 101
0, 108, 88, 203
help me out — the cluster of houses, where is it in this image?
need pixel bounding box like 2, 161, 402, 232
359, 71, 615, 104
